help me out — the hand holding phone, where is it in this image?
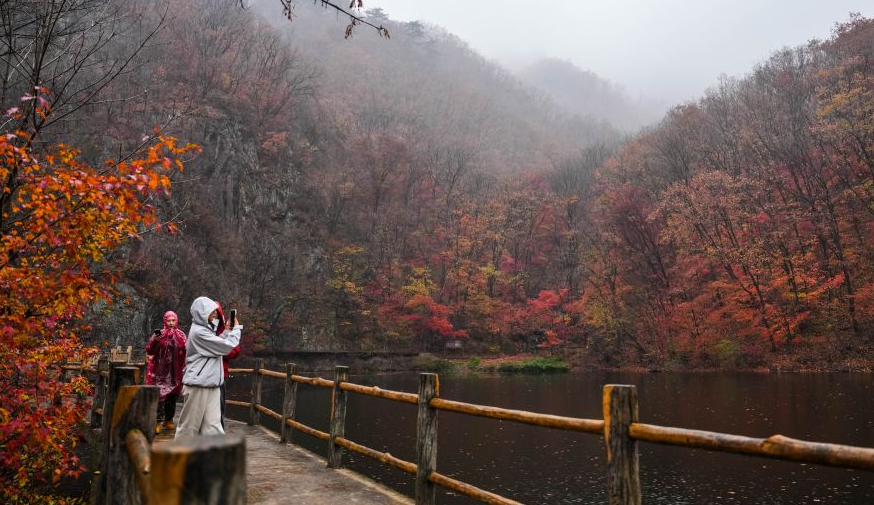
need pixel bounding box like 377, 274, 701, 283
229, 309, 237, 327
153, 329, 162, 337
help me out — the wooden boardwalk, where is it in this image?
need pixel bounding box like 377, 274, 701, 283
78, 361, 874, 505
154, 419, 412, 505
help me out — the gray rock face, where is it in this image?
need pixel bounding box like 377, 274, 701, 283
87, 283, 157, 349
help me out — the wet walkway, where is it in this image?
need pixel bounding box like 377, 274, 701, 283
154, 419, 412, 505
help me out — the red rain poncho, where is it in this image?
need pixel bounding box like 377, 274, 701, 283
146, 311, 187, 399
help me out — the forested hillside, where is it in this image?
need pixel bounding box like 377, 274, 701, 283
34, 0, 623, 354
579, 15, 874, 370
4, 0, 873, 370
7, 2, 874, 502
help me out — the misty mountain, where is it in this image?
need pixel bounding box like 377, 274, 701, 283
251, 1, 623, 172
518, 58, 666, 131
4, 0, 873, 369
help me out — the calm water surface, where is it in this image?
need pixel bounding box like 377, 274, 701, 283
226, 370, 874, 504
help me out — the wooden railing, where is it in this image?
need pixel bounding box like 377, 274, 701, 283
61, 346, 145, 373
64, 358, 246, 505
228, 361, 874, 505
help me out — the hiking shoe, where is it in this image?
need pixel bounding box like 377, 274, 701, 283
162, 421, 176, 430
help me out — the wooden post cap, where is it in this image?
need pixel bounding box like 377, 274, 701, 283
150, 435, 247, 505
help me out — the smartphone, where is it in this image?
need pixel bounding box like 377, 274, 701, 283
229, 309, 236, 327
153, 329, 162, 337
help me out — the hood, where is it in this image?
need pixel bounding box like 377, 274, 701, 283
163, 310, 179, 330
190, 296, 218, 327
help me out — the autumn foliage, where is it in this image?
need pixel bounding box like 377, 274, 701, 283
5, 1, 874, 376
106, 8, 870, 369
561, 16, 874, 368
289, 15, 874, 367
0, 93, 196, 503
11, 3, 874, 504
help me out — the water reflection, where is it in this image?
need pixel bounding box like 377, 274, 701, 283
226, 369, 874, 504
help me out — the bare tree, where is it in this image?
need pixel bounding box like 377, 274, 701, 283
0, 0, 166, 138
271, 0, 389, 38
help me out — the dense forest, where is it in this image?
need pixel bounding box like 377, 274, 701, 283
4, 0, 874, 372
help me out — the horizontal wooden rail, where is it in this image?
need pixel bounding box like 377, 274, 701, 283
225, 399, 252, 408
292, 375, 334, 388
67, 368, 247, 505
230, 366, 874, 505
254, 367, 416, 400
334, 437, 417, 474
246, 367, 338, 386
630, 423, 874, 472
431, 398, 604, 434
429, 471, 524, 505
125, 428, 151, 500
62, 364, 83, 371
255, 404, 283, 422
340, 382, 419, 404
285, 418, 330, 440
259, 369, 287, 379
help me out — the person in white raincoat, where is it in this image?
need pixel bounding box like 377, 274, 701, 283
175, 296, 242, 438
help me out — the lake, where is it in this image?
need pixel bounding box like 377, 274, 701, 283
226, 370, 874, 504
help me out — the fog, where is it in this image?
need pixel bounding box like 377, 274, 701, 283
368, 0, 874, 104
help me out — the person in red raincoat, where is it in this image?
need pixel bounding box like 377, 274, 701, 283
146, 311, 187, 433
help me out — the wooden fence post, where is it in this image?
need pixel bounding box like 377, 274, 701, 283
102, 385, 159, 505
91, 356, 110, 429
280, 363, 299, 443
327, 365, 349, 468
110, 359, 128, 384
104, 365, 138, 435
95, 366, 140, 505
249, 358, 264, 426
137, 361, 148, 384
150, 435, 247, 505
104, 361, 133, 431
415, 373, 439, 505
603, 384, 641, 505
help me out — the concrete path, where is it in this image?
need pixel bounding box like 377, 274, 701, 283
154, 418, 413, 505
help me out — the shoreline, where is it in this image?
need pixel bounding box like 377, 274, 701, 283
263, 352, 874, 374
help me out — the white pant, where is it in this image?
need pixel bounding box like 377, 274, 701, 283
175, 385, 224, 439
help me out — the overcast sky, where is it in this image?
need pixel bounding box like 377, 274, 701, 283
368, 0, 874, 105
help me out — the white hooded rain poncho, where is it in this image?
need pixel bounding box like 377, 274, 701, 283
183, 296, 242, 387
175, 296, 242, 438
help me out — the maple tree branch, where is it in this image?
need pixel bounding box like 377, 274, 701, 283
264, 0, 389, 38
